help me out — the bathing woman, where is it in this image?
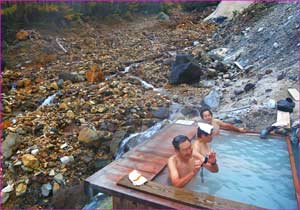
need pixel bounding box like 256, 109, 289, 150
168, 135, 218, 188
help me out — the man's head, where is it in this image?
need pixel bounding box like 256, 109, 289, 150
200, 108, 213, 124
172, 135, 193, 160
197, 123, 213, 142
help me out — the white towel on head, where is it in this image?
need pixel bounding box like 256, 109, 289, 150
198, 122, 214, 134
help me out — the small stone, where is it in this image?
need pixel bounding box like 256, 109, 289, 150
2, 184, 14, 193
21, 154, 39, 169
31, 149, 39, 155
257, 27, 264, 32
78, 127, 99, 144
66, 110, 75, 119
273, 42, 279, 48
1, 191, 10, 204
54, 173, 65, 185
16, 30, 29, 40
59, 102, 68, 110
52, 182, 60, 194
49, 169, 55, 176
16, 183, 27, 196
265, 69, 273, 74
60, 156, 74, 165
41, 183, 52, 197
50, 82, 59, 90
57, 79, 64, 88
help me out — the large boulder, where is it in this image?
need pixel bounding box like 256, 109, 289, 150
169, 54, 203, 85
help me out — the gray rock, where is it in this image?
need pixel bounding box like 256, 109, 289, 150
199, 80, 215, 88
1, 192, 10, 204
41, 183, 52, 197
234, 89, 244, 95
152, 107, 169, 119
94, 159, 111, 170
54, 173, 65, 185
157, 12, 169, 21
244, 83, 255, 92
202, 90, 220, 109
3, 133, 21, 159
208, 48, 229, 61
58, 72, 84, 83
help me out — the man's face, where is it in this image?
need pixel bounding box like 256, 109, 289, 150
201, 133, 213, 143
202, 111, 213, 124
178, 140, 193, 160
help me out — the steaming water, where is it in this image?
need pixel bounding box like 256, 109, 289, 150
155, 131, 298, 209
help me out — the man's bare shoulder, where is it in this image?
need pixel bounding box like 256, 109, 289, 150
168, 155, 176, 163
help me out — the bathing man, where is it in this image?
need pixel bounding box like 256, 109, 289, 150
200, 108, 247, 136
168, 135, 218, 188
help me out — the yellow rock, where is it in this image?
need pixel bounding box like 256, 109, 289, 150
59, 102, 68, 110
16, 183, 27, 196
66, 110, 75, 119
52, 182, 60, 194
16, 30, 29, 40
21, 154, 39, 169
50, 82, 59, 90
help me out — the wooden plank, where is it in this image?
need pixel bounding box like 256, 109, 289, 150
288, 88, 300, 101
276, 110, 290, 128
117, 175, 265, 209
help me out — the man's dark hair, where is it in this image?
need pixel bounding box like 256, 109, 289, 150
200, 107, 213, 119
197, 127, 210, 138
172, 135, 191, 150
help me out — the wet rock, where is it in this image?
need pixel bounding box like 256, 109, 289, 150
41, 183, 52, 197
244, 83, 255, 92
94, 159, 111, 170
78, 127, 99, 144
169, 54, 203, 85
21, 154, 39, 169
152, 107, 169, 119
86, 65, 105, 83
202, 90, 220, 109
110, 131, 128, 157
58, 72, 84, 83
3, 133, 21, 159
16, 183, 27, 197
57, 79, 64, 88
